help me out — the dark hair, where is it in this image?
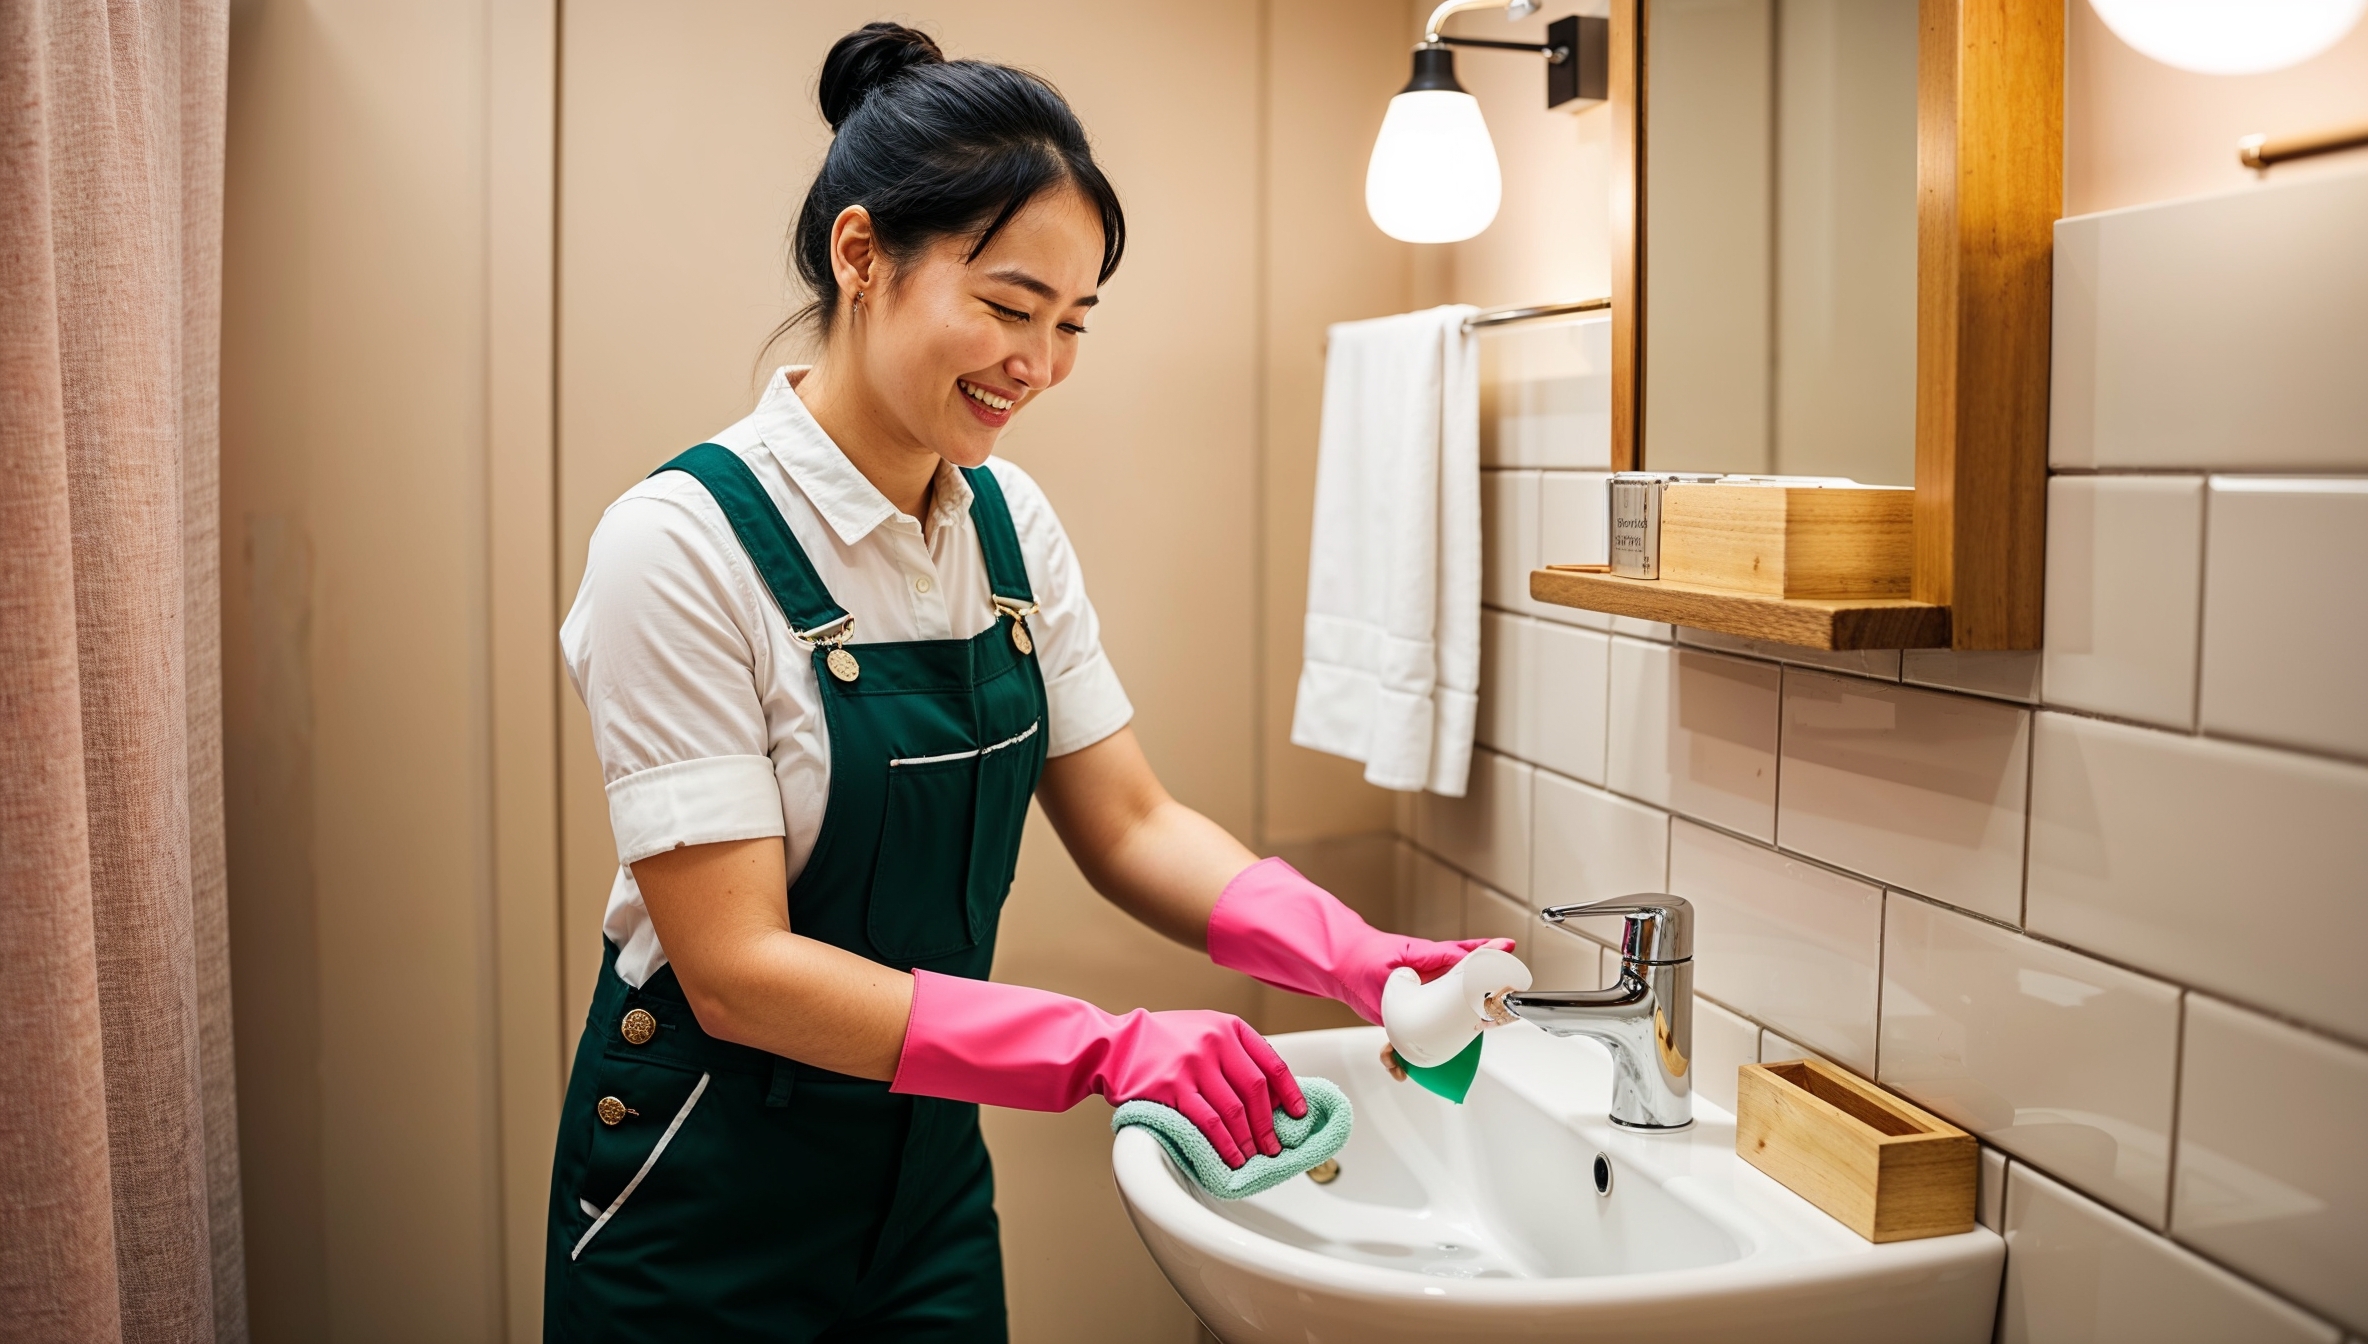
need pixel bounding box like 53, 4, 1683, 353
784, 23, 1126, 341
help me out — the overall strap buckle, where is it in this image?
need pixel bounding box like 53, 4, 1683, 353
797, 614, 862, 683
991, 598, 1039, 656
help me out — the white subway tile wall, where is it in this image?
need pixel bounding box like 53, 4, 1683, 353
2048, 169, 2368, 473
2000, 1165, 2342, 1344
1758, 1032, 1830, 1066
1403, 846, 1465, 943
1538, 470, 1614, 581
1609, 615, 1673, 641
1778, 672, 2030, 923
2199, 477, 2368, 761
1978, 1147, 2008, 1233
1416, 748, 1533, 902
1481, 469, 1545, 619
1529, 621, 1610, 784
1478, 314, 1613, 470
1464, 883, 1532, 948
1525, 916, 1605, 992
1902, 650, 2043, 704
1670, 820, 1882, 1075
1880, 894, 2181, 1227
1692, 996, 1758, 1116
2040, 474, 2205, 729
1678, 627, 1903, 681
1529, 770, 1666, 947
1476, 611, 1535, 757
2026, 713, 2368, 1041
2173, 996, 2368, 1334
1608, 641, 1781, 842
1384, 180, 2365, 1335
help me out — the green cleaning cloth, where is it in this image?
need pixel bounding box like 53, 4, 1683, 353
1112, 1076, 1352, 1200
1398, 1032, 1484, 1104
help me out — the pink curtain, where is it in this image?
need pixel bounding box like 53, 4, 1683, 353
0, 1, 244, 1341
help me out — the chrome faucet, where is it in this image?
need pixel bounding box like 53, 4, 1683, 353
1504, 895, 1693, 1131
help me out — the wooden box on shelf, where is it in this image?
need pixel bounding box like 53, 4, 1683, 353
1658, 483, 1913, 598
1735, 1058, 1976, 1243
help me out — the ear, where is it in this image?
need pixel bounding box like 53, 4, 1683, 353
829, 205, 879, 299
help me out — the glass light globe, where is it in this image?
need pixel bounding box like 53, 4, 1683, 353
1365, 89, 1503, 244
2089, 0, 2364, 75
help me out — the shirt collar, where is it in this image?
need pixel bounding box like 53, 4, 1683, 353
753, 367, 975, 546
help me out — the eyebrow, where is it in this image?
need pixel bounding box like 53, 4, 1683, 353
985, 266, 1098, 308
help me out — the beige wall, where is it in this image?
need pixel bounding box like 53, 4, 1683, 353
223, 1, 1410, 1339
221, 0, 526, 1339
2067, 3, 2368, 215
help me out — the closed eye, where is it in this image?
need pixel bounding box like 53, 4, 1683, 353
986, 299, 1088, 336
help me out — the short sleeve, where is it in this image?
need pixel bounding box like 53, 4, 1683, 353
560, 483, 790, 865
986, 459, 1133, 757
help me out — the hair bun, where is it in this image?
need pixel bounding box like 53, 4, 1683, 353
819, 23, 944, 130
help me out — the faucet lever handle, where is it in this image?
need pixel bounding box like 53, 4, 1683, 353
1539, 894, 1692, 963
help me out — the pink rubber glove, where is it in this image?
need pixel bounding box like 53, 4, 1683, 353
892, 970, 1308, 1169
1206, 857, 1513, 1026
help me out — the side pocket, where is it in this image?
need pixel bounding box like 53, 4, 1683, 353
571, 1066, 711, 1261
867, 755, 980, 962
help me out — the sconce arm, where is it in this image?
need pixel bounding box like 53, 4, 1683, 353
1422, 0, 1568, 62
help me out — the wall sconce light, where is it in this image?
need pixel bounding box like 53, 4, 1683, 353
1366, 0, 1609, 244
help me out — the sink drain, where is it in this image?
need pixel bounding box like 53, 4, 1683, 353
1307, 1158, 1341, 1185
1592, 1153, 1614, 1197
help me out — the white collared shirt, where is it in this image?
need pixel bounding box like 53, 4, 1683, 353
561, 368, 1133, 987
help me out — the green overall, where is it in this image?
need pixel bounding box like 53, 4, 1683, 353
544, 444, 1048, 1342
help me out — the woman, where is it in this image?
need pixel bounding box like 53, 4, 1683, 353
546, 23, 1503, 1341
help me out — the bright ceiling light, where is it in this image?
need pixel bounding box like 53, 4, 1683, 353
1365, 50, 1503, 244
2089, 0, 2365, 75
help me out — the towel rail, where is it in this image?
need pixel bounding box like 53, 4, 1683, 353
1462, 296, 1610, 332
2239, 120, 2368, 170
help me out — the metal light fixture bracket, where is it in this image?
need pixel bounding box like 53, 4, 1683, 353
1413, 0, 1607, 109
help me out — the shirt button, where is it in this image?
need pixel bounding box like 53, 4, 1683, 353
913, 575, 933, 595
620, 1008, 656, 1045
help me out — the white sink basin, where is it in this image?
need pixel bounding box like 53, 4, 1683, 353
1114, 1024, 2002, 1343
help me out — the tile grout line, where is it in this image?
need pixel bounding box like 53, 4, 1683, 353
2189, 477, 2212, 735
2164, 990, 2188, 1240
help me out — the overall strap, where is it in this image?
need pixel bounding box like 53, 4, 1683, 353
652, 444, 849, 636
959, 464, 1036, 607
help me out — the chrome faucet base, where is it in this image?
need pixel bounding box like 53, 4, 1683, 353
1504, 895, 1696, 1133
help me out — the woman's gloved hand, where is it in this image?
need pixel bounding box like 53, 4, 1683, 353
1206, 857, 1513, 1026
892, 971, 1308, 1169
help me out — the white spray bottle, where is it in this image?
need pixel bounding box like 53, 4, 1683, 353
1380, 947, 1532, 1069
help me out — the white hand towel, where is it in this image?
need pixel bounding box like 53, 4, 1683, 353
1291, 305, 1481, 796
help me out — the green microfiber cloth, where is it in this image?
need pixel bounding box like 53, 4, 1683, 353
1396, 1032, 1484, 1104
1112, 1076, 1353, 1200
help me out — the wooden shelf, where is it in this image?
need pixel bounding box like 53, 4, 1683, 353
1530, 568, 1951, 651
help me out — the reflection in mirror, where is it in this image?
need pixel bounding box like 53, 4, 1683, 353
1640, 0, 1918, 484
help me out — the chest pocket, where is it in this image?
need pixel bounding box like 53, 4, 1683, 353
868, 713, 1044, 963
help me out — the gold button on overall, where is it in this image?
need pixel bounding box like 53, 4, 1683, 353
826, 646, 861, 682
596, 1096, 636, 1126
1010, 619, 1033, 656
619, 1008, 656, 1045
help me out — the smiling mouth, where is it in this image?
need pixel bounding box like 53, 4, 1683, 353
958, 379, 1017, 414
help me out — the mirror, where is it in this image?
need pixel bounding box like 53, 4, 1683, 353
1638, 0, 1919, 484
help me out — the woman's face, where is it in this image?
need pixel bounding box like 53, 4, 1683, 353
856, 186, 1104, 468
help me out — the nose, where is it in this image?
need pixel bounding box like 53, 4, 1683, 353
1003, 329, 1054, 392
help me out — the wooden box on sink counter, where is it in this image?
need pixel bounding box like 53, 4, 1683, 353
1735, 1058, 1976, 1243
1659, 483, 1912, 598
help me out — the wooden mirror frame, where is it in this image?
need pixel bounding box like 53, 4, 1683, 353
1576, 0, 2061, 650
